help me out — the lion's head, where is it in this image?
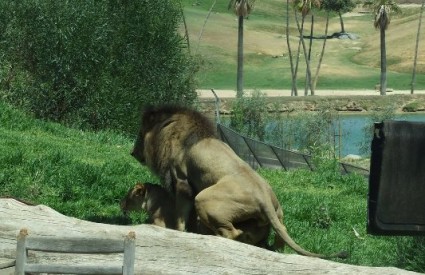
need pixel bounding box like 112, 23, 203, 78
131, 104, 216, 178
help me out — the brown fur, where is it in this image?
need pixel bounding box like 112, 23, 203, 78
120, 182, 205, 233
120, 182, 176, 228
121, 182, 274, 247
131, 105, 347, 258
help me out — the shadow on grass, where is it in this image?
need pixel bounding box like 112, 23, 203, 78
85, 214, 133, 225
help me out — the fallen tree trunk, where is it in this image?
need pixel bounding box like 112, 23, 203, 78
0, 199, 418, 275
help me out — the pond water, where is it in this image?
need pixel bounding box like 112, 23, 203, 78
222, 113, 425, 158
338, 113, 425, 157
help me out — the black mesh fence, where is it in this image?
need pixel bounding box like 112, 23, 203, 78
217, 123, 369, 177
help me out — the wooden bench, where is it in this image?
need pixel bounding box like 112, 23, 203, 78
14, 228, 136, 275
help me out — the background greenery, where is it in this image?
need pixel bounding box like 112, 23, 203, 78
0, 0, 197, 134
0, 0, 424, 272
1, 100, 424, 273
181, 0, 425, 91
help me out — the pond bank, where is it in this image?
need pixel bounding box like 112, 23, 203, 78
197, 91, 425, 115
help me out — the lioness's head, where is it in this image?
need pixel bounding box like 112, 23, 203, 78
120, 183, 147, 216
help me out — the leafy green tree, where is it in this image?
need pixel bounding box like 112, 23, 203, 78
0, 0, 197, 134
364, 0, 401, 95
321, 0, 356, 33
228, 0, 255, 97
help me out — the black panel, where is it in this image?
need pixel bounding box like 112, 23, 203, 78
368, 120, 425, 235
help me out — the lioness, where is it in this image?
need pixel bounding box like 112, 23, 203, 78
131, 105, 347, 258
120, 182, 177, 228
120, 182, 269, 244
120, 182, 205, 233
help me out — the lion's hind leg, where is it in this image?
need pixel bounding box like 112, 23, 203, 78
235, 220, 271, 248
194, 187, 243, 240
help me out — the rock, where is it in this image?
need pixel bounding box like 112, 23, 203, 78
343, 154, 362, 160
0, 199, 420, 275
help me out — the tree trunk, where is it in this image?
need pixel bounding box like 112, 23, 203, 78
294, 11, 304, 96
196, 0, 217, 54
380, 25, 387, 96
339, 12, 345, 33
236, 15, 244, 98
410, 0, 424, 94
180, 2, 191, 54
305, 15, 314, 96
313, 13, 330, 91
0, 199, 419, 275
294, 15, 313, 96
287, 0, 298, 96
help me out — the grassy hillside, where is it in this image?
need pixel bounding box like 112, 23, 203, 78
181, 0, 425, 90
0, 101, 155, 223
1, 101, 424, 272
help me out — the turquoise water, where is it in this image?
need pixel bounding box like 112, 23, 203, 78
339, 113, 425, 157
222, 113, 425, 157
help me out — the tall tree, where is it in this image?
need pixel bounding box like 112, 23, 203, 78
410, 0, 424, 94
365, 0, 401, 95
321, 0, 356, 33
293, 0, 321, 95
228, 0, 255, 98
311, 0, 353, 91
286, 0, 298, 96
312, 12, 330, 91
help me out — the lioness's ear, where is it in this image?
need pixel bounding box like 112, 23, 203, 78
134, 183, 147, 196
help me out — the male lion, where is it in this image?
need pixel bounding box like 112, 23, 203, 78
131, 105, 347, 258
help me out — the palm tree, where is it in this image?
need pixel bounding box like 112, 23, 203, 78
410, 0, 424, 94
228, 0, 255, 98
365, 0, 401, 95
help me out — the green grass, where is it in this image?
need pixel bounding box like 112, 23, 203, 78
1, 101, 424, 272
0, 101, 155, 224
262, 164, 425, 272
181, 0, 425, 90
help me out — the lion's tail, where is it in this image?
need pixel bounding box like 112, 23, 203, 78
263, 201, 348, 259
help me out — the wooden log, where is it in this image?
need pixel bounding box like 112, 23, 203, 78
0, 199, 419, 275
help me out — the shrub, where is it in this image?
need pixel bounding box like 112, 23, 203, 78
358, 105, 396, 155
230, 90, 269, 141
267, 109, 339, 156
0, 0, 197, 134
402, 101, 421, 112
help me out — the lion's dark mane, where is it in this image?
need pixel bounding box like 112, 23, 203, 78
139, 104, 217, 190
141, 104, 217, 147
